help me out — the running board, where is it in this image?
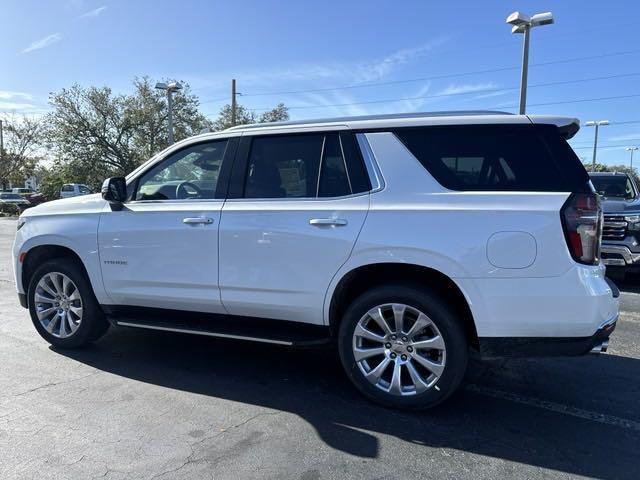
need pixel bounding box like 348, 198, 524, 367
104, 305, 331, 347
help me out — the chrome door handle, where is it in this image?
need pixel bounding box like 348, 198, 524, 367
183, 217, 213, 225
309, 218, 348, 226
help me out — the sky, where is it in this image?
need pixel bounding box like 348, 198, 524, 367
2, 0, 640, 166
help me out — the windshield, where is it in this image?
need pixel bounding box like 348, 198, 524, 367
0, 193, 23, 199
590, 175, 636, 199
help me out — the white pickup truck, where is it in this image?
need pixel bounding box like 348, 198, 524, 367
13, 111, 619, 409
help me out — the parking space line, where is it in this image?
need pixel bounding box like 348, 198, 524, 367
465, 384, 640, 432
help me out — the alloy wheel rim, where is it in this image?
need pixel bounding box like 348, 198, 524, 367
352, 303, 446, 396
34, 272, 83, 338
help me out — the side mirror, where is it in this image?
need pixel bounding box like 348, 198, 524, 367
101, 177, 127, 208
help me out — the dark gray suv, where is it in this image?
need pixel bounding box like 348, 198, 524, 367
590, 171, 640, 276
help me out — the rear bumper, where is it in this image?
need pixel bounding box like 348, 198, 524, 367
455, 264, 619, 338
478, 314, 618, 357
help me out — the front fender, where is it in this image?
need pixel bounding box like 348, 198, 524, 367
13, 214, 108, 304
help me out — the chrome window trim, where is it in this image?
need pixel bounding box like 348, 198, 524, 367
356, 133, 385, 193
223, 190, 369, 203
126, 198, 226, 205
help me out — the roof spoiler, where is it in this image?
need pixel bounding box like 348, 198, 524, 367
528, 116, 580, 139
557, 119, 580, 139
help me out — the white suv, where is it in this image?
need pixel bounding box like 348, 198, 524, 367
12, 111, 619, 409
60, 183, 92, 199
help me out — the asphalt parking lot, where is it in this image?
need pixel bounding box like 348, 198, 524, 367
1, 217, 639, 480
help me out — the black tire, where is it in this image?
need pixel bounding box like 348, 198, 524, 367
338, 284, 468, 410
27, 258, 109, 348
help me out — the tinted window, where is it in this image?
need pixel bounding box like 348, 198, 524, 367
319, 134, 351, 197
61, 185, 73, 192
591, 175, 635, 199
244, 133, 354, 198
135, 140, 227, 200
79, 185, 91, 194
340, 133, 371, 194
395, 124, 590, 192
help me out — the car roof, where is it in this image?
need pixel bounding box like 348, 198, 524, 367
589, 172, 629, 177
218, 111, 580, 137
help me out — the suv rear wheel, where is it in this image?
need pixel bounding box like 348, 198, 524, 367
27, 259, 109, 348
338, 284, 468, 409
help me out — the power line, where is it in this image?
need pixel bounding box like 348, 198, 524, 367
610, 119, 640, 125
246, 72, 640, 112
205, 91, 640, 118
200, 96, 229, 105
573, 143, 636, 150
190, 20, 639, 95
240, 48, 640, 97
572, 137, 640, 145
523, 93, 640, 108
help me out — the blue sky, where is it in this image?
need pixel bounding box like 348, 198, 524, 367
2, 0, 640, 166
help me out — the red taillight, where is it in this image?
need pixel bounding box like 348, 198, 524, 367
560, 192, 602, 265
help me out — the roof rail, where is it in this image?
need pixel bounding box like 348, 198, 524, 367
225, 110, 514, 131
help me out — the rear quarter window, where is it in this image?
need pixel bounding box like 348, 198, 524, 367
394, 124, 590, 192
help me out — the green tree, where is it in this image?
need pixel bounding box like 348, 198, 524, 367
258, 103, 289, 123
45, 78, 212, 182
0, 114, 43, 190
210, 102, 289, 131
582, 162, 640, 186
43, 78, 289, 190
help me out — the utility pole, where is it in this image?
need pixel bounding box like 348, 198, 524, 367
627, 146, 638, 170
155, 81, 183, 144
585, 120, 609, 171
0, 119, 4, 160
231, 79, 237, 127
0, 119, 4, 191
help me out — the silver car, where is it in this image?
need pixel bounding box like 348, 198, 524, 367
0, 192, 30, 207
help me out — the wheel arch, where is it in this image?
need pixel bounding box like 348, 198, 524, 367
327, 262, 479, 349
22, 244, 93, 297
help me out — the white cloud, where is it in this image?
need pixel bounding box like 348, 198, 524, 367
279, 83, 436, 120
0, 91, 33, 101
186, 36, 453, 93
79, 5, 107, 18
472, 90, 512, 100
438, 82, 499, 96
0, 102, 36, 112
21, 33, 62, 54
353, 36, 452, 83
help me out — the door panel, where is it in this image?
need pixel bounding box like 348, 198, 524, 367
219, 195, 368, 324
97, 137, 235, 313
98, 201, 225, 312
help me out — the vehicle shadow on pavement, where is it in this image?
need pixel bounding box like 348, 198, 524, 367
56, 327, 640, 480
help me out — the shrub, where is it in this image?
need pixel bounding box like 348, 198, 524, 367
0, 203, 21, 217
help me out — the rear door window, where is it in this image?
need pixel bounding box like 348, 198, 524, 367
395, 124, 590, 192
243, 133, 358, 199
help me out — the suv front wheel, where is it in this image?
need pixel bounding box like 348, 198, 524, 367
27, 259, 109, 348
338, 285, 468, 409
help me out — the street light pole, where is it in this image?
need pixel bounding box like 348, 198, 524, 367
167, 90, 175, 145
585, 120, 609, 171
627, 146, 639, 170
518, 25, 530, 115
506, 11, 554, 115
155, 81, 183, 145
